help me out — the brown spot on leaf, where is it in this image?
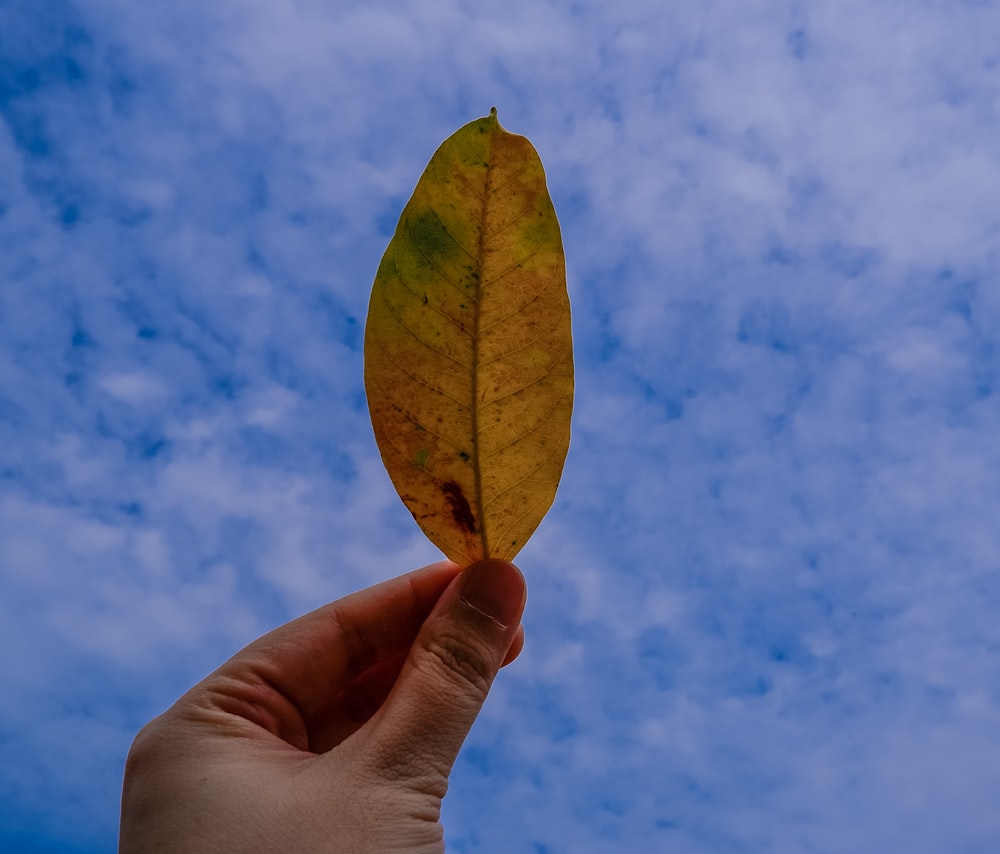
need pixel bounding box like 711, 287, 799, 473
442, 480, 477, 534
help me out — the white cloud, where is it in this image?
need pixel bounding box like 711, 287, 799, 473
98, 370, 167, 403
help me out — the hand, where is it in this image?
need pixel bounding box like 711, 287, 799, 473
119, 558, 526, 853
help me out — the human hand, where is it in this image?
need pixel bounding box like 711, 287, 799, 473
119, 558, 526, 853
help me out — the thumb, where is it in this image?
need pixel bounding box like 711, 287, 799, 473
361, 558, 526, 786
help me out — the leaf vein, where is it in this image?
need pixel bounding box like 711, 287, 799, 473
480, 301, 570, 364
490, 489, 556, 556
484, 200, 541, 240
480, 247, 547, 291
367, 378, 469, 456
371, 330, 469, 410
383, 261, 475, 358
480, 345, 572, 407
401, 231, 479, 311
481, 388, 572, 459
489, 161, 533, 195
408, 209, 476, 260
486, 439, 567, 520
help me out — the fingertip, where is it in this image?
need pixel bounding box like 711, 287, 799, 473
459, 560, 525, 666
457, 558, 526, 629
501, 624, 525, 667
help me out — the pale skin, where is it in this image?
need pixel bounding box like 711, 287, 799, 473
119, 558, 526, 853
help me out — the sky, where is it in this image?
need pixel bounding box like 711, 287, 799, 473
2, 0, 1000, 851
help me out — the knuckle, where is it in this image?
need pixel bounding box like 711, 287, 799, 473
368, 747, 451, 801
417, 629, 496, 702
126, 719, 160, 764
123, 716, 170, 783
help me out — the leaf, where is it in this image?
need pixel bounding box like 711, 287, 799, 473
364, 108, 573, 566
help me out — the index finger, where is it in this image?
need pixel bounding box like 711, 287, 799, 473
198, 561, 463, 726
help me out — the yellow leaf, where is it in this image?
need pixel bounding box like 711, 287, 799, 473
364, 108, 574, 566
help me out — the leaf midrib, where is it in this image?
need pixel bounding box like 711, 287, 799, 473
471, 121, 499, 558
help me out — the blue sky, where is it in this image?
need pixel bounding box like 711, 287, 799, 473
3, 0, 1000, 851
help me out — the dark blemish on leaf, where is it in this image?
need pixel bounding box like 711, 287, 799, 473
458, 450, 470, 462
422, 292, 429, 305
442, 480, 477, 534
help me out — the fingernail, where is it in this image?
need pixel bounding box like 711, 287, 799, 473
459, 559, 525, 628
